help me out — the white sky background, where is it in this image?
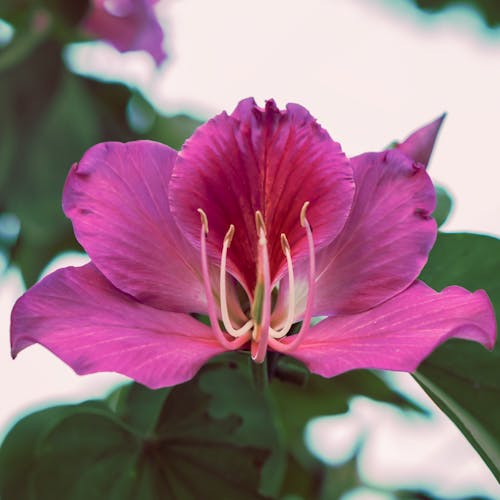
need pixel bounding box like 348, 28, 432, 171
2, 0, 500, 498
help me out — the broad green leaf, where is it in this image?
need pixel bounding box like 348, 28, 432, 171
107, 383, 171, 436
5, 70, 100, 284
270, 356, 422, 466
433, 185, 453, 227
0, 401, 109, 500
416, 232, 500, 480
278, 452, 362, 500
0, 356, 283, 499
196, 354, 285, 496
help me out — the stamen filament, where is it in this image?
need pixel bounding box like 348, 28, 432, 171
251, 227, 271, 363
198, 209, 250, 350
270, 234, 295, 339
269, 202, 315, 353
220, 225, 253, 337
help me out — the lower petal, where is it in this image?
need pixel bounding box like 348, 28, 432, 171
287, 281, 496, 378
11, 264, 225, 389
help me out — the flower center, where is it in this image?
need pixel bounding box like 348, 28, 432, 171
197, 202, 316, 361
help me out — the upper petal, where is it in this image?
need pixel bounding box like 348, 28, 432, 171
287, 281, 496, 378
11, 264, 225, 389
395, 114, 445, 167
169, 98, 354, 292
63, 140, 207, 314
83, 0, 167, 65
291, 149, 437, 317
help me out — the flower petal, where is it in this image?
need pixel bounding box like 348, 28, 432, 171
83, 0, 167, 65
63, 140, 207, 314
395, 114, 445, 167
11, 264, 225, 389
287, 281, 496, 378
170, 98, 354, 293
290, 149, 436, 317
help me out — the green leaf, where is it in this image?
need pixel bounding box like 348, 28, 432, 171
4, 69, 100, 284
269, 356, 422, 466
0, 8, 52, 72
107, 383, 171, 436
432, 185, 453, 227
0, 401, 109, 500
148, 112, 203, 151
0, 356, 283, 499
410, 0, 500, 29
416, 232, 500, 480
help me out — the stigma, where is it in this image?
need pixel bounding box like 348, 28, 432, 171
197, 202, 316, 361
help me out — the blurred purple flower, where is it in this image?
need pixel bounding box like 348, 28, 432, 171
82, 0, 166, 65
11, 99, 496, 388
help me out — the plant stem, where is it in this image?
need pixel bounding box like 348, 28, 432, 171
251, 356, 268, 393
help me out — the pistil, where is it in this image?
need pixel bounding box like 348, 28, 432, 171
251, 211, 272, 363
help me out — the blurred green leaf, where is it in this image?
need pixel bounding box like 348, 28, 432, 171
0, 401, 109, 499
416, 232, 500, 480
148, 112, 203, 150
433, 185, 453, 227
6, 71, 100, 284
0, 355, 283, 499
409, 0, 500, 28
196, 353, 285, 496
107, 383, 171, 436
0, 8, 52, 72
269, 356, 422, 467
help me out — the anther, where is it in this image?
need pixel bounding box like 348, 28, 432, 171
300, 201, 310, 228
280, 233, 290, 254
255, 210, 266, 235
224, 224, 235, 246
197, 208, 209, 234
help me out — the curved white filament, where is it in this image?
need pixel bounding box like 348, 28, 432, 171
219, 225, 254, 338
270, 234, 295, 339
197, 209, 250, 350
269, 203, 316, 353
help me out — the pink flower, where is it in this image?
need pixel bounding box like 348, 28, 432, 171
10, 99, 496, 388
82, 0, 166, 65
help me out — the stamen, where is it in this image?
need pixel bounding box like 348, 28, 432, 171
197, 208, 209, 234
251, 226, 271, 363
255, 210, 266, 235
300, 201, 310, 227
198, 209, 250, 350
269, 201, 315, 353
270, 234, 295, 339
220, 225, 253, 337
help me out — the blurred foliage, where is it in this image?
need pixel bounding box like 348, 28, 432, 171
409, 0, 500, 27
0, 355, 283, 499
0, 352, 427, 499
0, 2, 201, 285
417, 232, 500, 481
433, 185, 453, 227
